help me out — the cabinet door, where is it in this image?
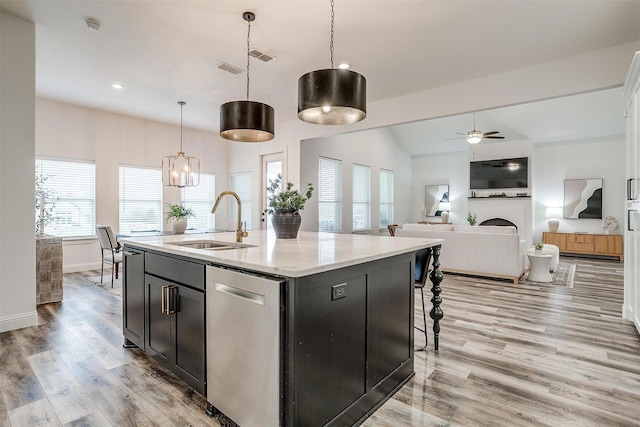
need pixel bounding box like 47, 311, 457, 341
368, 261, 412, 388
295, 273, 367, 426
173, 285, 205, 394
123, 248, 145, 349
145, 274, 172, 366
566, 234, 594, 252
543, 232, 567, 250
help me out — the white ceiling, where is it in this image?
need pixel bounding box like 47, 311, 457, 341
2, 1, 639, 154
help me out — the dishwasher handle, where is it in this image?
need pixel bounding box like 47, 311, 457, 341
214, 282, 265, 305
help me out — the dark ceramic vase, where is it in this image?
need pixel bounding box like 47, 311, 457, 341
272, 211, 302, 239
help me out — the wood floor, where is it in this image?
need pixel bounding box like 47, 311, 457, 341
1, 257, 639, 426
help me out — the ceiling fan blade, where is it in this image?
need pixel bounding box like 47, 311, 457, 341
482, 131, 500, 136
454, 132, 468, 136
483, 136, 505, 139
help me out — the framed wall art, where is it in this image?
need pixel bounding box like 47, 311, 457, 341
424, 184, 449, 217
564, 178, 603, 219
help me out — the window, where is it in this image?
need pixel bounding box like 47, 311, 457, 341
119, 165, 163, 233
230, 172, 252, 231
263, 153, 284, 230
35, 158, 95, 238
182, 173, 216, 231
318, 157, 342, 232
379, 169, 394, 228
352, 164, 371, 230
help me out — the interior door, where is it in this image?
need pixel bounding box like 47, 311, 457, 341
262, 152, 285, 230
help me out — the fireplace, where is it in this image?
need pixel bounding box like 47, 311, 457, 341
479, 218, 518, 229
467, 198, 532, 247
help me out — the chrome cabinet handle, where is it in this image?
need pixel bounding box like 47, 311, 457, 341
161, 285, 168, 314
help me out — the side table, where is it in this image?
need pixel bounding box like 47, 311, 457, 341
526, 253, 553, 283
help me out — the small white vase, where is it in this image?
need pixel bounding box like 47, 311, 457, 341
603, 229, 610, 235
172, 218, 187, 234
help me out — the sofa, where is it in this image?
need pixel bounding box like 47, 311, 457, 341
395, 223, 527, 283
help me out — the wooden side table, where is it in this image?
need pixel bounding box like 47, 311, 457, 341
526, 253, 553, 282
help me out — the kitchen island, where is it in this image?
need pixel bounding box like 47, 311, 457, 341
119, 230, 443, 427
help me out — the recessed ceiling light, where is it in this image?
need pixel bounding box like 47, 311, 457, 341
112, 83, 123, 89
338, 63, 350, 69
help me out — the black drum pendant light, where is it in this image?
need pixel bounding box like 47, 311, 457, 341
220, 12, 274, 142
298, 0, 366, 125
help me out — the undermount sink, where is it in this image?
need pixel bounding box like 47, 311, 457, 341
168, 240, 256, 250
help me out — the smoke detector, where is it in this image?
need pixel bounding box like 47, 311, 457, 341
85, 18, 101, 31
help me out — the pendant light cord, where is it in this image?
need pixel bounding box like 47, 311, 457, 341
246, 17, 251, 100
330, 0, 335, 69
179, 101, 185, 153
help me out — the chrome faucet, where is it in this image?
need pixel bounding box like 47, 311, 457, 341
212, 191, 248, 243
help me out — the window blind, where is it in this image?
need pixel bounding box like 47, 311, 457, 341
379, 169, 394, 228
318, 157, 342, 232
119, 165, 163, 233
182, 173, 216, 231
230, 172, 252, 231
352, 164, 371, 230
35, 158, 96, 238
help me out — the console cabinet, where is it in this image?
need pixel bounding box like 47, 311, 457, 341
542, 232, 623, 261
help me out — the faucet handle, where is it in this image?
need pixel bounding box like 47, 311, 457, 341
241, 221, 248, 238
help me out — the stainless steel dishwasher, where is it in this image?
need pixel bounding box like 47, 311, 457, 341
206, 266, 283, 427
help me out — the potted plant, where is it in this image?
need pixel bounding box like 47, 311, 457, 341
466, 212, 477, 226
165, 203, 195, 234
534, 241, 544, 255
265, 175, 313, 239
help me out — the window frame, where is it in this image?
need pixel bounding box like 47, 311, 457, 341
318, 157, 343, 233
35, 157, 96, 239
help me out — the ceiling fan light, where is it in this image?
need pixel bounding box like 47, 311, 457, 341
220, 100, 275, 142
298, 68, 366, 125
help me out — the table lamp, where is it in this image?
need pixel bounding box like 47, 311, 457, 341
546, 207, 562, 233
439, 202, 451, 223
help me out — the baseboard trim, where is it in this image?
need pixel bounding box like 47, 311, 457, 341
0, 310, 38, 333
63, 262, 101, 273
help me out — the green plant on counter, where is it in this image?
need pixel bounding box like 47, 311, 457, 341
466, 212, 477, 226
165, 203, 195, 222
265, 174, 314, 214
534, 241, 544, 251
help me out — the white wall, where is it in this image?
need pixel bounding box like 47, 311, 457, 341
0, 13, 38, 332
300, 128, 412, 234
533, 137, 626, 241
229, 41, 640, 227
36, 98, 229, 272
407, 137, 625, 246
411, 151, 468, 225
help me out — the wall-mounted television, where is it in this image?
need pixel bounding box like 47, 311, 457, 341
470, 157, 528, 190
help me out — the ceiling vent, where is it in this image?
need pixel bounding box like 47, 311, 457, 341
217, 62, 243, 75
249, 49, 275, 62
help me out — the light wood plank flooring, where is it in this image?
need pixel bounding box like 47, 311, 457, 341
1, 257, 639, 426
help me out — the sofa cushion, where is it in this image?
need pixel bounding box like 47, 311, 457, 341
454, 225, 517, 234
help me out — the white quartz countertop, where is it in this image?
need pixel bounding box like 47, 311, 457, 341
119, 230, 443, 278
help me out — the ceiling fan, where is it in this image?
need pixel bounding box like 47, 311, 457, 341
453, 112, 505, 144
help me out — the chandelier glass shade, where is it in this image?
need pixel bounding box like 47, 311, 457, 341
219, 11, 274, 142
162, 101, 200, 187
